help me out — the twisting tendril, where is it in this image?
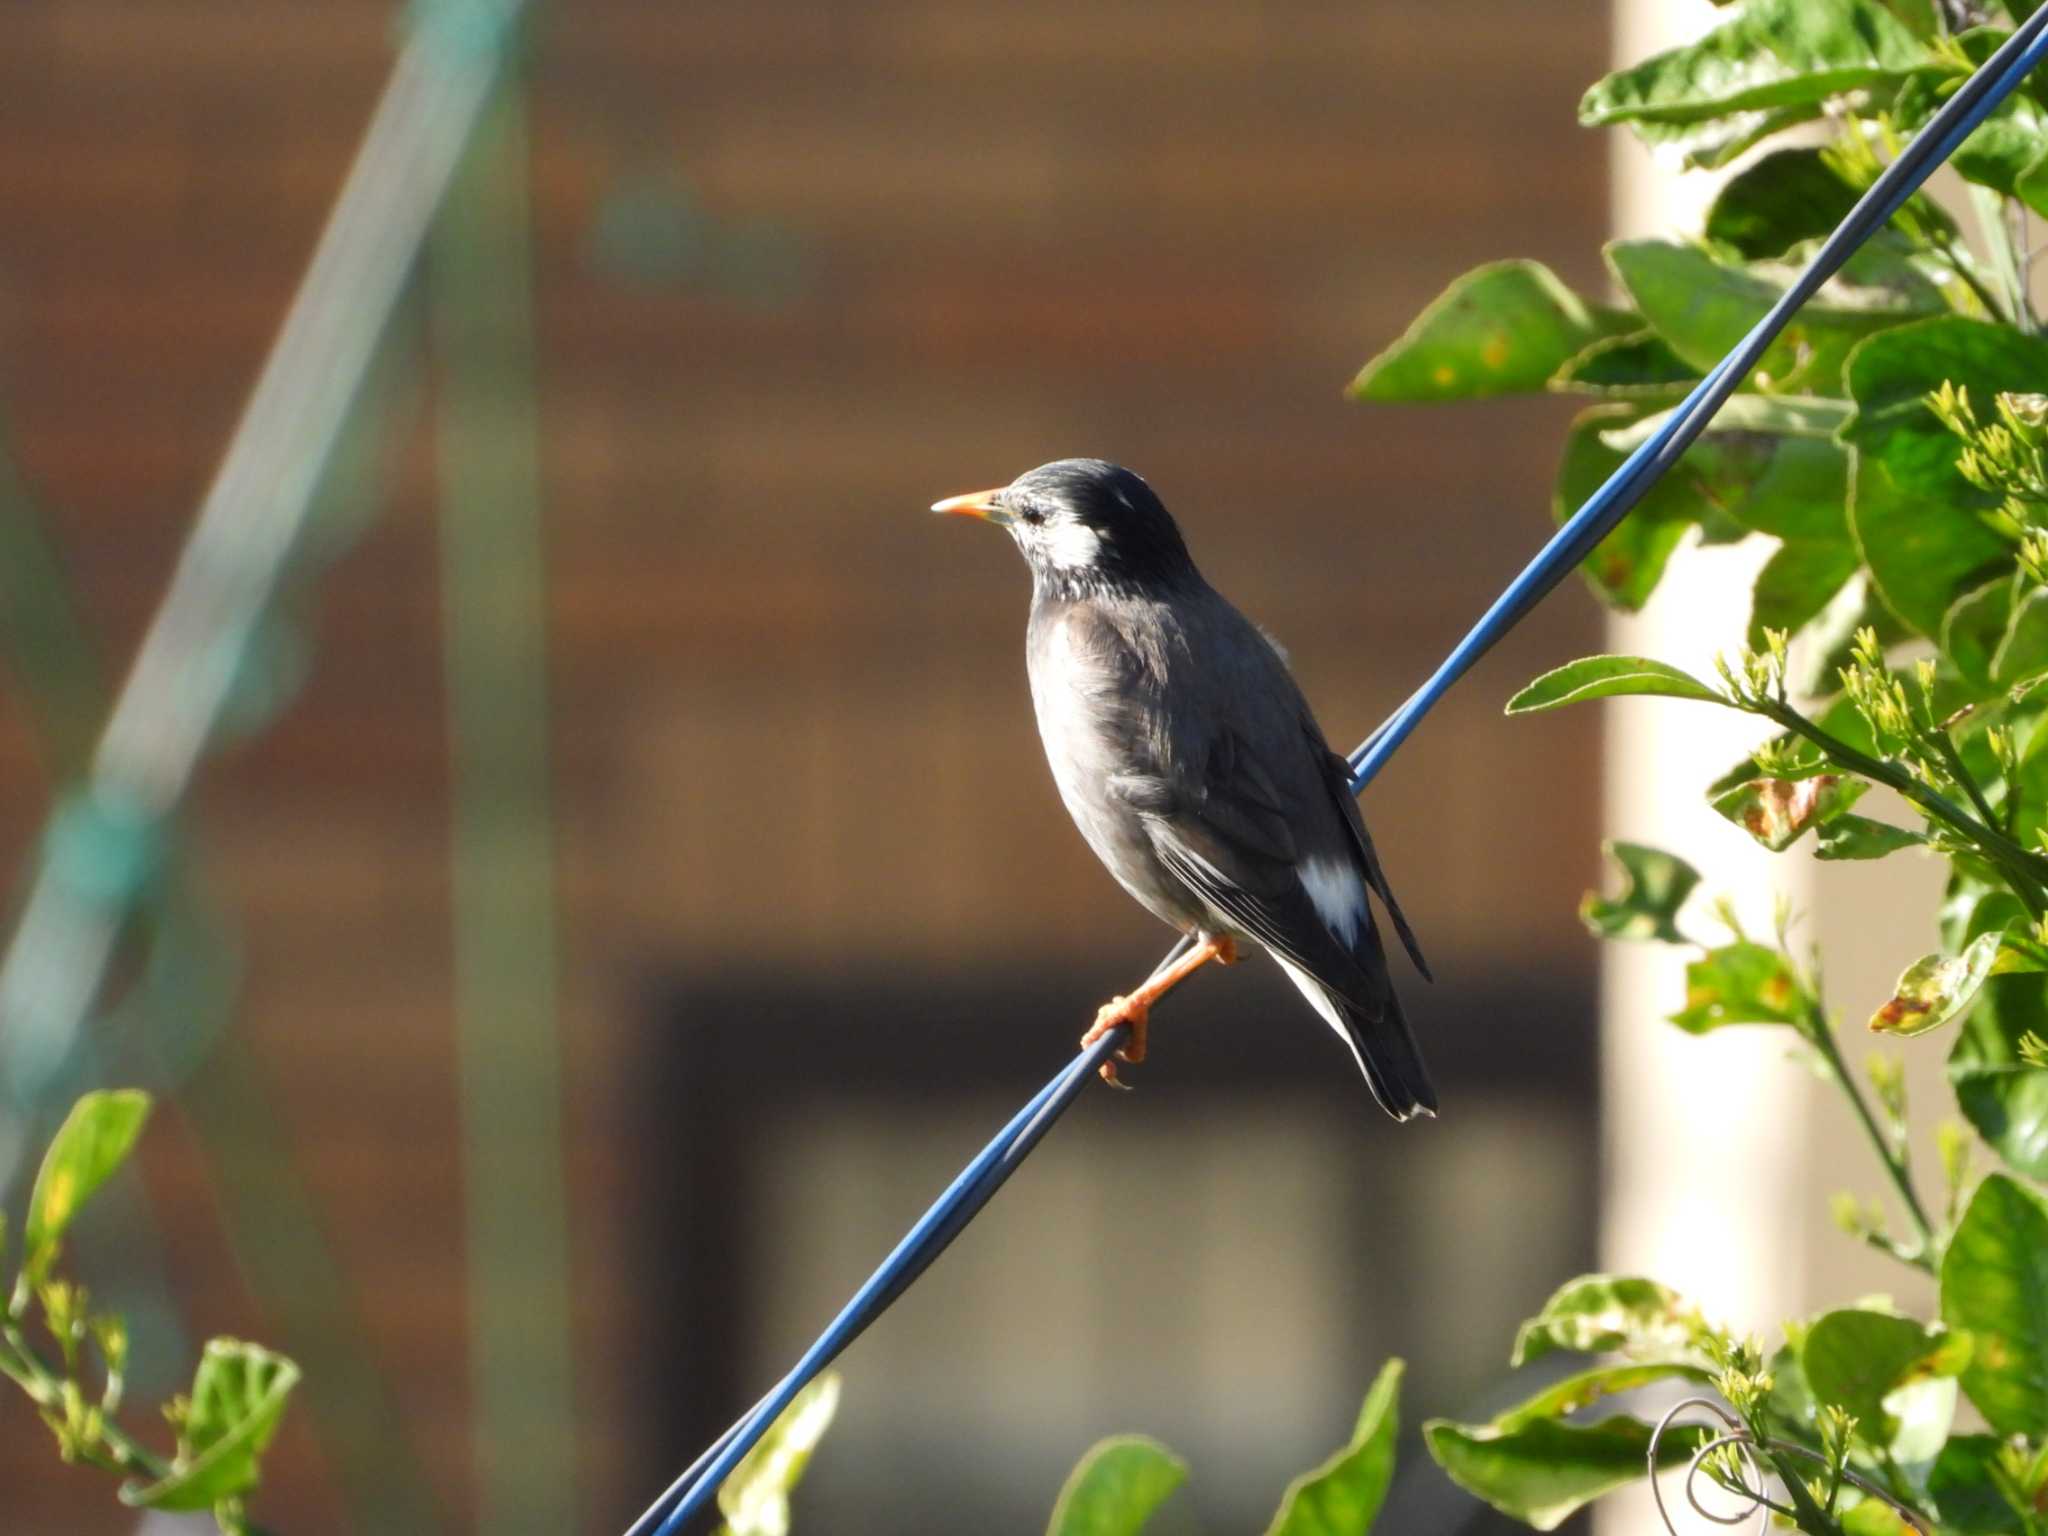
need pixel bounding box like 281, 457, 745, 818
1648, 1398, 1933, 1536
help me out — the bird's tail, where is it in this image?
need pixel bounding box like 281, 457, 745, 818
1337, 984, 1438, 1121
1277, 956, 1437, 1120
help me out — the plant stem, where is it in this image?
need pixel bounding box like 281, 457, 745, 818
1755, 699, 2048, 913
0, 1318, 171, 1480
1806, 1001, 1940, 1265
1932, 730, 2002, 831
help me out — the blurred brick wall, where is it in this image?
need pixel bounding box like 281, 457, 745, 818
0, 3, 1611, 1531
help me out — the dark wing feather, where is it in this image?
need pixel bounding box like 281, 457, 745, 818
1318, 744, 1432, 982
1123, 724, 1398, 1016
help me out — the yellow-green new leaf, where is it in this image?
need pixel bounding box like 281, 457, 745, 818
121, 1339, 299, 1512
1264, 1360, 1402, 1536
1047, 1436, 1187, 1536
717, 1374, 842, 1536
26, 1090, 151, 1269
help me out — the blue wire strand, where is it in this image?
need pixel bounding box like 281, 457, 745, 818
628, 17, 2048, 1533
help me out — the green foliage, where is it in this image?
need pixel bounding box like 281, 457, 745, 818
0, 1092, 299, 1536
1942, 1175, 2048, 1437
1349, 262, 1633, 403
1425, 1415, 1708, 1532
1263, 1359, 1402, 1536
1046, 1437, 1188, 1536
1578, 842, 1702, 944
122, 1340, 300, 1517
1045, 1365, 1402, 1536
1356, 3, 2048, 1531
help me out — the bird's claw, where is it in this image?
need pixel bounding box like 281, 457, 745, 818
1080, 993, 1149, 1088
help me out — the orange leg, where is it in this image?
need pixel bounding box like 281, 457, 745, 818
1080, 936, 1239, 1086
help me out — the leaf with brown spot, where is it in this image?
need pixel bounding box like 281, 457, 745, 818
1670, 941, 1811, 1034
1710, 773, 1868, 852
1869, 932, 2002, 1039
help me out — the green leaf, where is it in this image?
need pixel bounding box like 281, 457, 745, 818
1581, 0, 1936, 129
1625, 102, 1828, 171
1552, 406, 1700, 609
1750, 540, 1862, 647
1944, 576, 2017, 695
1815, 813, 1926, 861
1871, 931, 2004, 1038
714, 1374, 841, 1536
1952, 94, 2048, 200
1601, 394, 1854, 543
121, 1339, 300, 1512
1579, 844, 1703, 946
1550, 331, 1700, 397
1800, 1309, 1944, 1445
1512, 1274, 1703, 1367
1425, 1416, 1706, 1532
1706, 147, 1866, 259
25, 1089, 152, 1271
1840, 1496, 1917, 1536
1942, 1173, 2048, 1437
1508, 655, 1724, 714
1610, 239, 1934, 394
1263, 1359, 1401, 1536
1671, 941, 1811, 1032
1047, 1436, 1188, 1536
1710, 774, 1868, 851
1949, 973, 2048, 1178
1926, 1434, 2021, 1535
2019, 149, 2048, 220
1994, 586, 2048, 687
1492, 1362, 1714, 1433
1350, 262, 1633, 403
1844, 317, 2047, 636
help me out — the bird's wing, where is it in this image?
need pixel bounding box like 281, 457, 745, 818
1315, 739, 1432, 982
1114, 722, 1397, 1016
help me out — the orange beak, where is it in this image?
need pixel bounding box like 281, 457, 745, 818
930, 488, 1014, 524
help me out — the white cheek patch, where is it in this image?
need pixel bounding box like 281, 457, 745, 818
1298, 855, 1366, 946
1039, 519, 1105, 569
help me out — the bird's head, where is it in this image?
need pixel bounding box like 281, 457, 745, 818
932, 458, 1198, 595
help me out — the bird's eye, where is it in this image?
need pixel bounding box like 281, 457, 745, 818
1019, 507, 1046, 526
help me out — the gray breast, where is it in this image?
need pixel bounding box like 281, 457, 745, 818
1025, 597, 1210, 934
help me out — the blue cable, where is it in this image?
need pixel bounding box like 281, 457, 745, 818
634, 1034, 1119, 1536
629, 16, 2048, 1533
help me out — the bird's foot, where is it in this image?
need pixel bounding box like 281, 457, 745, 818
1210, 936, 1239, 966
1080, 993, 1150, 1086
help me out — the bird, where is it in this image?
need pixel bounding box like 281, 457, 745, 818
932, 458, 1436, 1119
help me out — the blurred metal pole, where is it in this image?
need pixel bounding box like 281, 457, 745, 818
0, 0, 527, 1109
432, 72, 579, 1535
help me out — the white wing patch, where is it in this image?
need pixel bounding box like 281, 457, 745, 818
1298, 855, 1366, 945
